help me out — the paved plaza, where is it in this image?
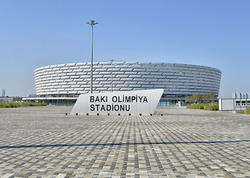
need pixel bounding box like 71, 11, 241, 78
0, 106, 249, 177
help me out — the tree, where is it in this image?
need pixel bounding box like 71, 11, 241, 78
192, 94, 202, 103
186, 94, 202, 103
202, 94, 209, 103
185, 96, 192, 103
208, 92, 214, 102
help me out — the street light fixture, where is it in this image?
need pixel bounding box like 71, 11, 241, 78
86, 20, 98, 93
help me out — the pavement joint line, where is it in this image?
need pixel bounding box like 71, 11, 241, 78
0, 140, 250, 149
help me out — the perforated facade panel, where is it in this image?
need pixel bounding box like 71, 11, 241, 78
34, 62, 221, 100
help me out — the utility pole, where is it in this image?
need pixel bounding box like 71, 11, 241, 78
86, 20, 98, 93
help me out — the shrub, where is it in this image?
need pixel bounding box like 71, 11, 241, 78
0, 102, 47, 108
0, 103, 20, 108
204, 103, 219, 111
245, 107, 250, 114
20, 102, 48, 107
187, 102, 218, 111
187, 104, 204, 109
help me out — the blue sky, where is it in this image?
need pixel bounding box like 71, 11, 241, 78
0, 0, 249, 97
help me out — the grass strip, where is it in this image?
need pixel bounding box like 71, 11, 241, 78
187, 102, 219, 111
0, 102, 47, 108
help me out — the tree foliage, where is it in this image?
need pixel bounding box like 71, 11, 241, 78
186, 92, 215, 104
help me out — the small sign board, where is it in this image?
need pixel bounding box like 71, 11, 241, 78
71, 89, 164, 115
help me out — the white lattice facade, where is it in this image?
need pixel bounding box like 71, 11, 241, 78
34, 62, 221, 100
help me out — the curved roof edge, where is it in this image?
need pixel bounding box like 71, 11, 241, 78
34, 61, 221, 73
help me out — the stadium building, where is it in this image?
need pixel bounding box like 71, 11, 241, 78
26, 61, 221, 104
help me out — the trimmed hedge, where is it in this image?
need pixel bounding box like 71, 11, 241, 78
0, 102, 47, 108
187, 103, 219, 111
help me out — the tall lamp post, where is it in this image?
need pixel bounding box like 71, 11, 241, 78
111, 59, 114, 92
86, 20, 98, 93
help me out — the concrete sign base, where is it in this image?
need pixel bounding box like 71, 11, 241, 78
71, 89, 164, 115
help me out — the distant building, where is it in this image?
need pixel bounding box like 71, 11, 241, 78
0, 97, 13, 103
219, 92, 250, 111
2, 89, 5, 97
232, 92, 249, 99
0, 89, 14, 102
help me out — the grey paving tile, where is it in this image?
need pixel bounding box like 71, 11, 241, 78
0, 106, 249, 177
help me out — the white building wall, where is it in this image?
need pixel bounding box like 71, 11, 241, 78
34, 62, 221, 99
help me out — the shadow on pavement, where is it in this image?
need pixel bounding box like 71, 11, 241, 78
0, 140, 250, 149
